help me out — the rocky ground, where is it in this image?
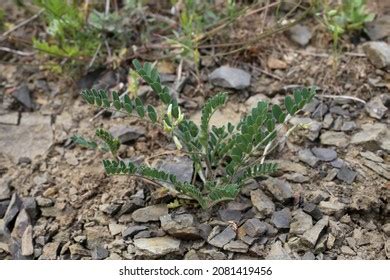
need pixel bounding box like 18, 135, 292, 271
0, 2, 390, 260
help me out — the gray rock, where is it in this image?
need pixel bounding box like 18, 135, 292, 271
160, 214, 201, 240
12, 209, 31, 238
3, 193, 22, 228
239, 218, 267, 238
21, 225, 33, 256
208, 226, 236, 248
337, 165, 357, 184
365, 96, 388, 119
22, 197, 38, 223
100, 203, 121, 216
284, 173, 309, 183
0, 176, 11, 201
302, 251, 315, 260
271, 208, 291, 229
0, 113, 53, 163
266, 241, 291, 260
263, 178, 293, 203
341, 121, 357, 131
340, 245, 356, 256
250, 189, 275, 216
40, 242, 60, 260
303, 203, 323, 221
13, 84, 34, 110
363, 160, 390, 180
360, 151, 383, 163
311, 147, 337, 162
198, 248, 226, 260
108, 223, 125, 236
69, 244, 90, 258
91, 245, 109, 260
289, 117, 321, 141
330, 158, 344, 168
318, 199, 345, 218
218, 208, 242, 223
118, 198, 145, 216
223, 240, 249, 253
290, 209, 313, 235
301, 216, 329, 248
134, 236, 181, 257
109, 125, 145, 143
298, 149, 319, 167
0, 200, 10, 218
155, 156, 193, 185
132, 204, 168, 223
122, 225, 148, 239
287, 24, 312, 46
209, 66, 251, 89
0, 112, 19, 125
384, 224, 390, 238
312, 103, 328, 119
365, 15, 390, 40
351, 123, 388, 151
320, 131, 349, 148
363, 41, 390, 68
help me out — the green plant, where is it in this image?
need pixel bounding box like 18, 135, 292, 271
321, 0, 374, 48
33, 0, 99, 58
72, 60, 315, 209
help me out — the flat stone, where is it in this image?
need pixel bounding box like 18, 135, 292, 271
365, 15, 390, 40
40, 242, 60, 260
160, 214, 201, 240
21, 225, 33, 256
318, 199, 345, 218
287, 24, 312, 46
91, 245, 109, 260
271, 208, 292, 229
134, 236, 181, 257
341, 121, 357, 131
0, 113, 53, 163
239, 218, 267, 238
360, 151, 383, 163
132, 204, 168, 223
3, 193, 22, 228
218, 208, 242, 223
109, 125, 145, 143
298, 149, 319, 167
12, 84, 34, 109
209, 66, 251, 89
22, 197, 38, 223
363, 160, 390, 180
100, 203, 121, 216
155, 156, 193, 185
365, 96, 388, 119
290, 209, 313, 235
266, 241, 291, 260
267, 56, 288, 69
289, 117, 321, 141
303, 203, 323, 221
0, 176, 11, 201
263, 178, 293, 203
337, 165, 357, 184
208, 226, 236, 248
311, 147, 337, 161
108, 223, 126, 236
340, 245, 356, 256
302, 251, 315, 260
223, 240, 249, 253
301, 216, 329, 248
69, 243, 90, 258
320, 131, 349, 148
12, 209, 31, 238
250, 189, 275, 216
0, 112, 19, 125
363, 41, 390, 68
351, 123, 388, 151
122, 225, 148, 239
0, 200, 10, 218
